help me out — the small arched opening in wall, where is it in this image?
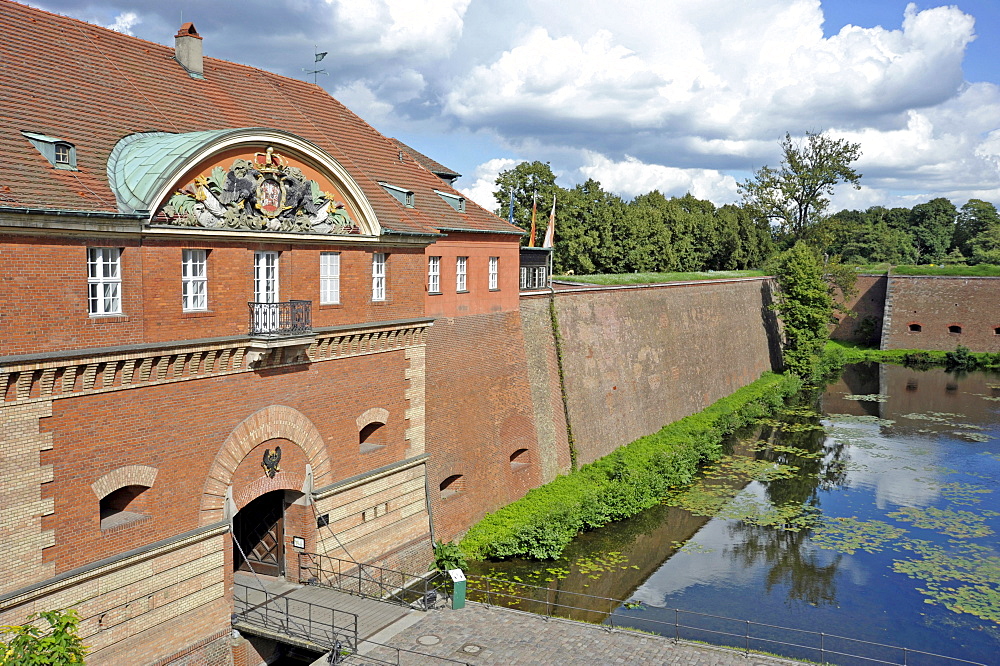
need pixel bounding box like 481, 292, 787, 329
440, 474, 464, 499
92, 465, 158, 531
993, 326, 1000, 336
908, 323, 922, 333
357, 407, 390, 454
948, 324, 963, 334
510, 449, 530, 471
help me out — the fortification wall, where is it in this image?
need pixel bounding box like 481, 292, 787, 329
534, 279, 781, 466
831, 274, 887, 345
882, 276, 1000, 352
424, 311, 544, 543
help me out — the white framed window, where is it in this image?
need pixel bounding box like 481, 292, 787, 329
87, 247, 122, 315
428, 256, 441, 293
182, 249, 208, 311
489, 256, 499, 290
456, 256, 467, 292
372, 252, 386, 301
254, 251, 280, 303
320, 252, 341, 304
520, 265, 548, 290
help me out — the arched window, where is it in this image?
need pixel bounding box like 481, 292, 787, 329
91, 465, 157, 531
948, 325, 962, 334
510, 449, 530, 471
439, 474, 464, 499
908, 323, 922, 332
359, 422, 385, 453
357, 407, 389, 453
100, 485, 150, 530
993, 327, 1000, 336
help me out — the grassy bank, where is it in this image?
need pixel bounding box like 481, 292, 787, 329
555, 270, 767, 286
460, 372, 801, 561
826, 341, 1000, 369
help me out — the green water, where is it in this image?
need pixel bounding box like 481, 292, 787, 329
468, 364, 1000, 665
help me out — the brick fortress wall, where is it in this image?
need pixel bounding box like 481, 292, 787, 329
533, 279, 781, 466
424, 311, 543, 543
882, 276, 1000, 352
831, 274, 888, 345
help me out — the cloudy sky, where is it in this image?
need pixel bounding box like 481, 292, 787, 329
29, 0, 1000, 214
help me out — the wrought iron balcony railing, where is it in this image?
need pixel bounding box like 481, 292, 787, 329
248, 300, 312, 337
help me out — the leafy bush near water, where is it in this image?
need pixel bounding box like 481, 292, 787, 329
460, 372, 801, 561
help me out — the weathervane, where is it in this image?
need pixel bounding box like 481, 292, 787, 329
302, 46, 329, 84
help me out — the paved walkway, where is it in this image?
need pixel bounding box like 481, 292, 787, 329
348, 603, 802, 665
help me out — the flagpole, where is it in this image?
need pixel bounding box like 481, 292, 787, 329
529, 191, 538, 247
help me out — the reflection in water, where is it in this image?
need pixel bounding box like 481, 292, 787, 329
470, 365, 1000, 664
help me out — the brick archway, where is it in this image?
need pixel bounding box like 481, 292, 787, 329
199, 405, 332, 525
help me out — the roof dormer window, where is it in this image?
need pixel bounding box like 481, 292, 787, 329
434, 190, 466, 213
378, 182, 415, 208
22, 131, 77, 170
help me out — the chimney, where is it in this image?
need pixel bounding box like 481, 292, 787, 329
174, 22, 204, 79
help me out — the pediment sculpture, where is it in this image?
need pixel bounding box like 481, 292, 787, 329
162, 148, 360, 234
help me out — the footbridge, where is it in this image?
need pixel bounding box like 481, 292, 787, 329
232, 554, 444, 659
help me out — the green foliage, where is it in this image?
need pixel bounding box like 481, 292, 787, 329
555, 270, 767, 285
891, 263, 1000, 276
953, 199, 999, 259
460, 372, 801, 560
909, 197, 958, 263
493, 161, 557, 242
431, 540, 468, 572
739, 131, 862, 240
2, 609, 86, 665
767, 242, 843, 377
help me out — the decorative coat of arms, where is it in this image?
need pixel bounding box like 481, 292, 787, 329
261, 446, 282, 478
162, 148, 359, 234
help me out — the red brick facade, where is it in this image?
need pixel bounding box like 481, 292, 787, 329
0, 3, 526, 664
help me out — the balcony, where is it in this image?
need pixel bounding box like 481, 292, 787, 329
245, 300, 314, 367
248, 300, 312, 337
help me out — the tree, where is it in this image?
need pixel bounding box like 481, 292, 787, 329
953, 199, 1000, 259
493, 161, 558, 243
739, 131, 862, 241
2, 609, 86, 665
909, 197, 957, 263
768, 242, 848, 377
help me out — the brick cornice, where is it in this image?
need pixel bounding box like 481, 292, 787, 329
0, 320, 431, 407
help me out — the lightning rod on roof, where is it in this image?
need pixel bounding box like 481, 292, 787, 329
302, 45, 329, 84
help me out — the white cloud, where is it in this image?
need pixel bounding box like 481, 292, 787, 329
447, 1, 975, 141
325, 0, 470, 59
106, 11, 141, 35
576, 152, 739, 203
330, 81, 395, 125
458, 158, 519, 213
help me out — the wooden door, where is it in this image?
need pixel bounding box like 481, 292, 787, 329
234, 492, 284, 577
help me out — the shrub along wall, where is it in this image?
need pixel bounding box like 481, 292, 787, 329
460, 371, 801, 560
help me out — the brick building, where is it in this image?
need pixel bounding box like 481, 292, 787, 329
0, 2, 538, 663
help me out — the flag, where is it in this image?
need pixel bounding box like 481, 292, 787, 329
315, 52, 328, 62
529, 191, 537, 247
543, 194, 556, 248
507, 187, 515, 225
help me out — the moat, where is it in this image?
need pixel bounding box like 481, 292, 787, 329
469, 363, 1000, 665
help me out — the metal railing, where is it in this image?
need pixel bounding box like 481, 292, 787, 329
299, 552, 444, 610
466, 575, 986, 666
248, 300, 312, 336
233, 578, 358, 653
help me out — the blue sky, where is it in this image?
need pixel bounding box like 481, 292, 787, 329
28, 0, 1000, 213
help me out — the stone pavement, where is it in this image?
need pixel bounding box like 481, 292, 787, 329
347, 602, 803, 665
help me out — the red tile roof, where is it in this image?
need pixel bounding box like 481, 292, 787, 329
0, 0, 515, 236
391, 139, 462, 181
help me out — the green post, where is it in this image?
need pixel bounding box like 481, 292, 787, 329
448, 569, 466, 610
